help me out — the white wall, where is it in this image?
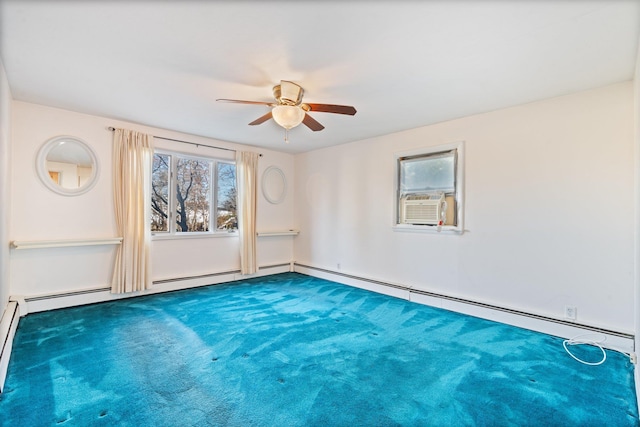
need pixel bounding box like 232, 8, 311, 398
295, 82, 635, 334
10, 102, 295, 299
634, 40, 640, 362
0, 58, 11, 309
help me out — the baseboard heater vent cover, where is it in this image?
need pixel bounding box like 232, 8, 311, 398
294, 263, 634, 342
0, 301, 20, 393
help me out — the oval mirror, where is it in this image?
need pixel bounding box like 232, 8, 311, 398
36, 135, 99, 196
262, 166, 287, 204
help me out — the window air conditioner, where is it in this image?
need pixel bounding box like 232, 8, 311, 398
400, 193, 446, 226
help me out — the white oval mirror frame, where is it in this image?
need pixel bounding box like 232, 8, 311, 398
262, 166, 287, 204
36, 135, 99, 196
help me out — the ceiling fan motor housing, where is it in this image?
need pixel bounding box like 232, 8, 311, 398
273, 80, 303, 106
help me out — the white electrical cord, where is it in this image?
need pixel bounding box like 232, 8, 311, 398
562, 333, 607, 366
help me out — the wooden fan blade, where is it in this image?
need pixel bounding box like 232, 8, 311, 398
217, 98, 274, 106
302, 113, 325, 131
249, 112, 273, 126
304, 103, 357, 115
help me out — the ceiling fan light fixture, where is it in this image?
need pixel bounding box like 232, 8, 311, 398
272, 105, 304, 130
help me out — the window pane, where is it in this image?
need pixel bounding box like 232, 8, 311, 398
400, 152, 455, 194
217, 162, 237, 230
175, 158, 211, 232
151, 153, 170, 232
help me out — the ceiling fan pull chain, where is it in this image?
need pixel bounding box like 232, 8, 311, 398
284, 128, 290, 144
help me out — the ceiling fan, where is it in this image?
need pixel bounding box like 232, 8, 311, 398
217, 80, 357, 142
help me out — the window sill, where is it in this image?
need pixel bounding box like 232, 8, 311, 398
152, 231, 238, 241
393, 224, 464, 235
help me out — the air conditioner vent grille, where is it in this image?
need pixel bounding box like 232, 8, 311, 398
400, 193, 446, 225
405, 204, 439, 223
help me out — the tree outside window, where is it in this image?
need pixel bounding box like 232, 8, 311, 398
151, 152, 237, 234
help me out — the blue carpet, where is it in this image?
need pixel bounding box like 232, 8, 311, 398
0, 272, 637, 426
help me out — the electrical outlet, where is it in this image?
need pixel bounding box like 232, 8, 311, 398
564, 306, 577, 320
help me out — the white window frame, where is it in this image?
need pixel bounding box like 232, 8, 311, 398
151, 149, 238, 240
393, 141, 465, 234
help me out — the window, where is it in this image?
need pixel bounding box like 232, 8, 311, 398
151, 151, 237, 235
395, 141, 464, 233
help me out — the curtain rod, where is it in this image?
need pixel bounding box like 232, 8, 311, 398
107, 127, 262, 156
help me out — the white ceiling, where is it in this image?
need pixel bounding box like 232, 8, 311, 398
1, 1, 638, 154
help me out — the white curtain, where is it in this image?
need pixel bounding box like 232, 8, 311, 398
111, 128, 153, 293
237, 151, 259, 275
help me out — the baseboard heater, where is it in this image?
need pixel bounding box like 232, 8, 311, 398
294, 263, 634, 341
17, 263, 633, 341
153, 269, 241, 285
20, 263, 293, 313
0, 301, 20, 392
25, 287, 111, 302
153, 263, 291, 285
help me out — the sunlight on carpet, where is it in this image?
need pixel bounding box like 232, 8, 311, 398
0, 273, 637, 426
